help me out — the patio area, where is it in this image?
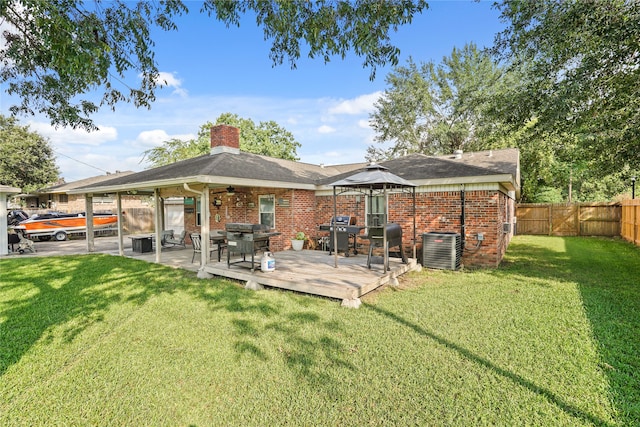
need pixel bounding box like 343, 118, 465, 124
135, 245, 419, 306
12, 235, 419, 306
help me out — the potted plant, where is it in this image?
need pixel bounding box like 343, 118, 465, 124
291, 231, 306, 251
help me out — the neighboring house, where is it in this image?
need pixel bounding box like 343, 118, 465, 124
21, 171, 140, 212
18, 171, 158, 234
71, 125, 520, 268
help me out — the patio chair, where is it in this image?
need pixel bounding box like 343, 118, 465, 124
190, 233, 216, 263
163, 230, 187, 248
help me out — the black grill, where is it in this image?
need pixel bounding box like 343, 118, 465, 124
221, 223, 280, 271
365, 223, 407, 269
318, 215, 363, 257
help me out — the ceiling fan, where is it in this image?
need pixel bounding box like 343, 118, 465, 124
211, 186, 236, 195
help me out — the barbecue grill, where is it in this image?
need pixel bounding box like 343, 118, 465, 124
221, 223, 280, 271
364, 223, 407, 269
318, 215, 363, 257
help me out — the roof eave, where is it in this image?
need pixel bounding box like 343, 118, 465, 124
68, 175, 317, 194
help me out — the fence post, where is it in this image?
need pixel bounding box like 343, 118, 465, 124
632, 204, 640, 245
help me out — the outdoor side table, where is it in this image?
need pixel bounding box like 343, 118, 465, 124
131, 236, 153, 253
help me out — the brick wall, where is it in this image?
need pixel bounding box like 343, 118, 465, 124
316, 189, 512, 268
184, 187, 317, 251
183, 185, 513, 267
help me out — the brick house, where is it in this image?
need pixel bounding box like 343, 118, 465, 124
72, 125, 520, 268
21, 171, 147, 213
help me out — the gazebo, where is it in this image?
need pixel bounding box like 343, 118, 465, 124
329, 164, 417, 271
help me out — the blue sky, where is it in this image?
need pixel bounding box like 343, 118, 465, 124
1, 1, 505, 182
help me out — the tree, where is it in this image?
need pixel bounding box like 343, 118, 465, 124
0, 0, 427, 131
367, 43, 504, 160
143, 113, 301, 167
493, 0, 640, 176
0, 115, 59, 193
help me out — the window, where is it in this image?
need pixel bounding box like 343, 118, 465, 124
58, 194, 68, 203
259, 195, 275, 228
366, 194, 387, 227
196, 199, 201, 226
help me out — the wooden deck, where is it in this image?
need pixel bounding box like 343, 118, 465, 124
202, 250, 418, 304
16, 235, 420, 306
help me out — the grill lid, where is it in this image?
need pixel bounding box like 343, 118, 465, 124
225, 223, 271, 233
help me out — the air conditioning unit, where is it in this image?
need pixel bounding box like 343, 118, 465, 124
422, 232, 461, 270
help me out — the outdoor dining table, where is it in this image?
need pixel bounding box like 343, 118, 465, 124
210, 231, 227, 262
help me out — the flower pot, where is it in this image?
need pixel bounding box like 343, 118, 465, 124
291, 239, 304, 251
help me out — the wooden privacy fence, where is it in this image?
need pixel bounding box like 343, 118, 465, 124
516, 203, 621, 237
621, 199, 640, 246
122, 207, 154, 234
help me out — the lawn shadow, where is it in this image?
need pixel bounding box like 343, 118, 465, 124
1, 253, 356, 402
493, 236, 640, 425
0, 255, 176, 375
0, 254, 269, 376
366, 303, 614, 427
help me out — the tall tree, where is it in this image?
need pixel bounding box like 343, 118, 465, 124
0, 0, 427, 131
143, 113, 301, 167
367, 43, 504, 160
0, 115, 59, 193
493, 0, 640, 176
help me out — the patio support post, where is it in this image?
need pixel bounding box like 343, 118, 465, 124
154, 188, 162, 264
0, 187, 20, 256
116, 192, 124, 256
383, 184, 389, 271
333, 185, 338, 268
201, 185, 211, 268
0, 193, 7, 256
412, 187, 416, 260
85, 194, 95, 252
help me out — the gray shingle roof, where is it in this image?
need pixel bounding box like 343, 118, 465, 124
72, 148, 518, 192
318, 148, 520, 185
39, 171, 135, 193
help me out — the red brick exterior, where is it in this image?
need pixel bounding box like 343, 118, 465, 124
185, 124, 515, 268
210, 125, 240, 149
315, 189, 514, 268
184, 187, 319, 252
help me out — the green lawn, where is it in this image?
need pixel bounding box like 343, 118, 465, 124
1, 236, 638, 426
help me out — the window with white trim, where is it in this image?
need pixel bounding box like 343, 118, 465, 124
259, 194, 275, 228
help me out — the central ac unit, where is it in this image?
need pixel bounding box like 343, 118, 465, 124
422, 232, 461, 270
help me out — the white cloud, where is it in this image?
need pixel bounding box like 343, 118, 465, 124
317, 125, 336, 134
327, 92, 382, 115
29, 121, 118, 146
134, 130, 195, 148
358, 119, 372, 129
155, 71, 188, 97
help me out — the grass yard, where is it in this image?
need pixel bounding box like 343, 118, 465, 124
0, 235, 638, 426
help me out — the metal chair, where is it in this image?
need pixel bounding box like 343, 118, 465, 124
190, 233, 219, 263
163, 230, 187, 248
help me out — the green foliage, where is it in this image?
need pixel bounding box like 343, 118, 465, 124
1, 0, 427, 130
212, 113, 301, 161
494, 0, 640, 176
142, 112, 301, 167
529, 186, 563, 204
367, 43, 505, 160
0, 115, 59, 192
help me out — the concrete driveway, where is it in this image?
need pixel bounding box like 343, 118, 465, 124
5, 234, 202, 272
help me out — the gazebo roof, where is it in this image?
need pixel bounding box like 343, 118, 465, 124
329, 164, 416, 190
